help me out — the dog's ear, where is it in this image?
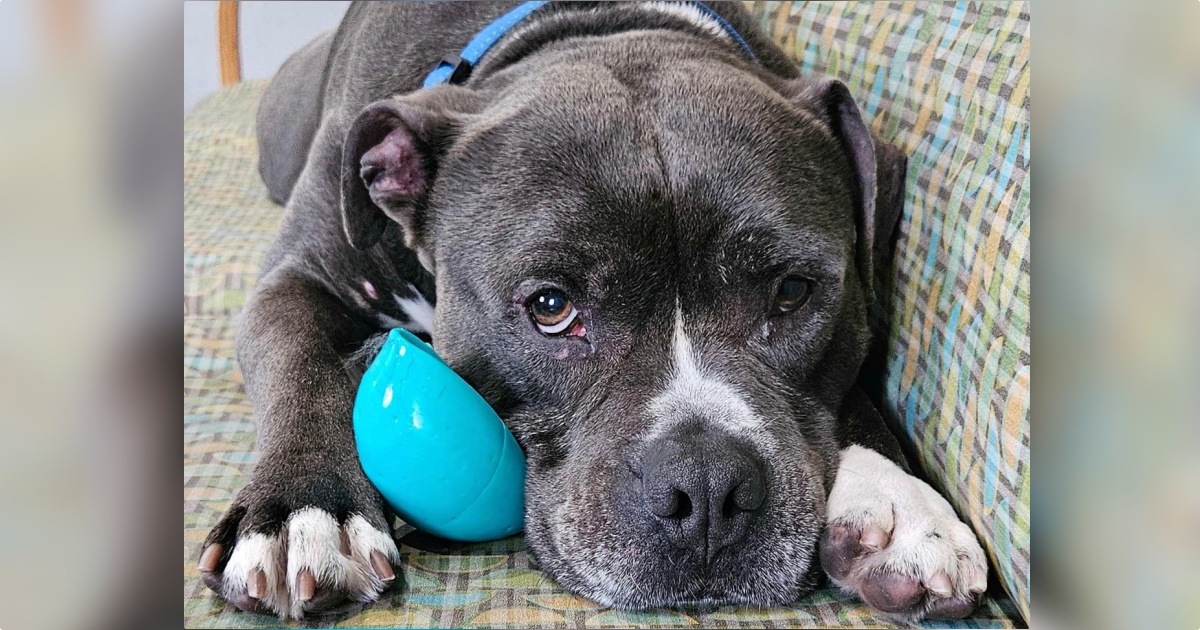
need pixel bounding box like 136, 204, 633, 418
788, 77, 907, 303
340, 87, 481, 258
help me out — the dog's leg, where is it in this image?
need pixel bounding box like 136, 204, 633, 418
196, 268, 400, 620
256, 32, 332, 206
821, 388, 989, 622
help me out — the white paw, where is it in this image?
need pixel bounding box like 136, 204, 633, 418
820, 445, 988, 621
204, 508, 400, 620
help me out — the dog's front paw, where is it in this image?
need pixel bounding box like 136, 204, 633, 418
196, 472, 400, 620
820, 445, 988, 622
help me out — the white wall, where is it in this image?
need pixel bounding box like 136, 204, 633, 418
184, 1, 349, 110
0, 0, 37, 88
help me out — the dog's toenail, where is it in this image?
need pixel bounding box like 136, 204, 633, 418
297, 569, 316, 601
927, 572, 953, 597
968, 572, 987, 594
371, 550, 394, 581
247, 568, 266, 599
198, 543, 222, 572
860, 526, 888, 550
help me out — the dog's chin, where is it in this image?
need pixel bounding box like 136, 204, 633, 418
538, 553, 822, 611
524, 514, 824, 611
570, 572, 822, 612
583, 592, 805, 612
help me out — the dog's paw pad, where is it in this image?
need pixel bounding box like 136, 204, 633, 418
858, 570, 925, 613
821, 445, 989, 622
925, 592, 982, 620
818, 523, 862, 580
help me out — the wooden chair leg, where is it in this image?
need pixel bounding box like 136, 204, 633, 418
218, 1, 241, 86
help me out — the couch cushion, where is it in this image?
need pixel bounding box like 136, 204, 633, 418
185, 81, 282, 319
747, 1, 1031, 622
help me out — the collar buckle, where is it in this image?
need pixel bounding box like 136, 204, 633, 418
439, 53, 474, 85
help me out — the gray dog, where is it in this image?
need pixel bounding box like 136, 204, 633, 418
196, 1, 989, 623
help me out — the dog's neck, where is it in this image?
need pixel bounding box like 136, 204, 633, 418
467, 1, 759, 87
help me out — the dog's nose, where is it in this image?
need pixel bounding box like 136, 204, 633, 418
635, 426, 767, 562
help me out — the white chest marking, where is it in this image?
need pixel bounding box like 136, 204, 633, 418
393, 286, 435, 334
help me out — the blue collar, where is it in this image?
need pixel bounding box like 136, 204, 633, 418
423, 1, 760, 89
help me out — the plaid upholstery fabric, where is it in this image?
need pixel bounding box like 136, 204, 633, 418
747, 1, 1031, 622
184, 2, 1030, 626
185, 82, 281, 319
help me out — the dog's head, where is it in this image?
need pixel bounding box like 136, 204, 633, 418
340, 49, 905, 608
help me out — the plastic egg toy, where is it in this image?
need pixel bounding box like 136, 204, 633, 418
353, 328, 525, 542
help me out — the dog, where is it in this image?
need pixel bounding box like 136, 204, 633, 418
196, 1, 988, 622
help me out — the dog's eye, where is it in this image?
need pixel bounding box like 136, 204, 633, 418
774, 276, 814, 313
529, 290, 584, 336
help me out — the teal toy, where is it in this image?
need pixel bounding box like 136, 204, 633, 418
353, 328, 526, 542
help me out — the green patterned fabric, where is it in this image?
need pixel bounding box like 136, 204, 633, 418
185, 81, 281, 319
185, 2, 1030, 626
748, 1, 1031, 622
